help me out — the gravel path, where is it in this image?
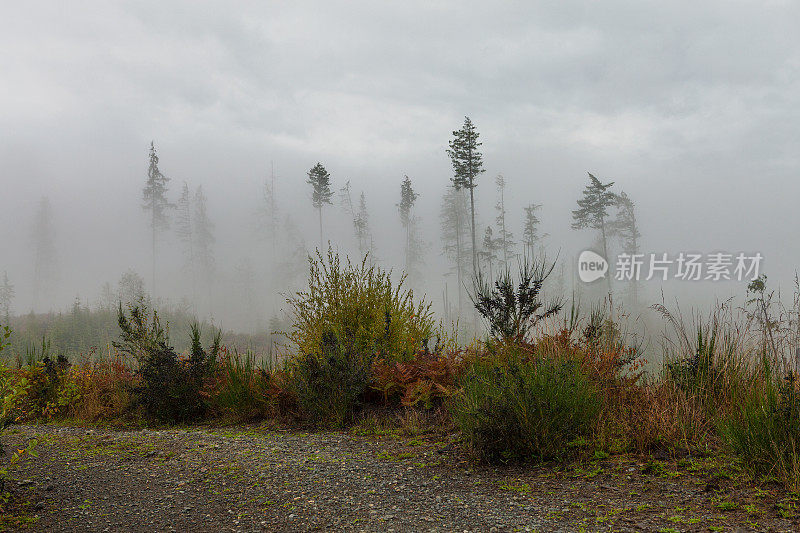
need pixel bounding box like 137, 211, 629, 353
1, 423, 798, 532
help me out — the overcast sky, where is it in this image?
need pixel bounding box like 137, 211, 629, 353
1, 1, 799, 323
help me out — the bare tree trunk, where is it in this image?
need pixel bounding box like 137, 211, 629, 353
318, 206, 323, 252
600, 220, 611, 296
152, 209, 157, 301
469, 187, 477, 276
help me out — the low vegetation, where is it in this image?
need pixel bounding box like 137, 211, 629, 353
1, 251, 799, 494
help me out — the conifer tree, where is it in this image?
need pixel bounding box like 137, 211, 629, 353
406, 214, 426, 284
0, 271, 14, 321
339, 180, 363, 254
259, 163, 279, 258
494, 174, 514, 270
479, 226, 501, 281
142, 142, 173, 300
397, 176, 419, 272
354, 191, 373, 260
522, 203, 543, 257
306, 163, 333, 251
446, 116, 484, 275
176, 182, 197, 308
572, 172, 616, 293
194, 185, 215, 312
609, 191, 642, 302
440, 186, 471, 316
118, 270, 147, 306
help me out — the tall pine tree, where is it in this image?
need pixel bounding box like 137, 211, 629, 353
494, 174, 514, 270
142, 141, 173, 300
194, 185, 215, 314
354, 192, 374, 260
609, 191, 642, 303
479, 226, 501, 281
0, 271, 14, 321
176, 182, 196, 308
306, 163, 333, 251
397, 176, 419, 272
440, 186, 471, 317
522, 203, 543, 257
259, 163, 279, 258
446, 116, 484, 276
572, 172, 616, 293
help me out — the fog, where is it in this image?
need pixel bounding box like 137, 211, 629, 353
2, 1, 799, 338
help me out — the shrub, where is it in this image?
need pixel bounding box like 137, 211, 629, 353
470, 258, 562, 343
286, 248, 436, 362
720, 370, 800, 490
114, 302, 219, 423
67, 355, 137, 422
289, 331, 371, 427
449, 355, 602, 463
285, 249, 436, 426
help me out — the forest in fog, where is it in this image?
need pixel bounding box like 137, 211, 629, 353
2, 1, 799, 356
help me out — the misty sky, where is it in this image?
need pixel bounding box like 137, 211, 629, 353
2, 1, 799, 327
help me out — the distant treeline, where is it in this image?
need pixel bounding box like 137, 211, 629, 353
3, 303, 279, 361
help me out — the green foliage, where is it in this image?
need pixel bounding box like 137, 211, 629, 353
211, 349, 274, 419
114, 302, 219, 423
470, 258, 563, 343
285, 249, 435, 425
0, 326, 25, 434
307, 162, 333, 209
449, 355, 602, 463
659, 309, 753, 417
0, 324, 39, 495
287, 248, 435, 362
719, 370, 800, 490
142, 141, 173, 231
3, 305, 264, 361
571, 172, 616, 232
446, 116, 484, 191
289, 332, 371, 427
666, 325, 724, 395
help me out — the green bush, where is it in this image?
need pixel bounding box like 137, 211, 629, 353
719, 370, 800, 490
284, 249, 436, 426
289, 331, 371, 427
286, 248, 435, 363
449, 356, 602, 463
114, 303, 219, 423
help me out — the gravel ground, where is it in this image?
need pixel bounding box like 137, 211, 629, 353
1, 423, 798, 532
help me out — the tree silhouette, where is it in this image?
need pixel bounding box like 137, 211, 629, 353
0, 271, 14, 321
446, 116, 484, 276
572, 172, 616, 293
479, 226, 501, 281
522, 203, 543, 257
194, 185, 215, 314
398, 176, 419, 271
494, 174, 514, 270
306, 162, 333, 251
142, 142, 173, 300
354, 192, 372, 259
609, 191, 642, 303
440, 185, 471, 317
176, 182, 196, 309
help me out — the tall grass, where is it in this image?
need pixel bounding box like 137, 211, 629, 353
450, 348, 602, 463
